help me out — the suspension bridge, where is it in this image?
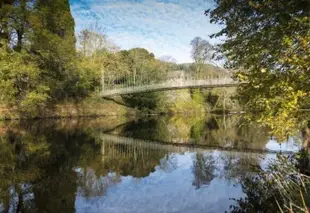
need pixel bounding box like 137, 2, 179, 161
100, 71, 240, 97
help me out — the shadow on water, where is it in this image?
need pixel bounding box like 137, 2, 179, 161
0, 115, 304, 213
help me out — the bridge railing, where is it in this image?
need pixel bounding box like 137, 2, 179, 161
102, 72, 233, 89
100, 74, 237, 97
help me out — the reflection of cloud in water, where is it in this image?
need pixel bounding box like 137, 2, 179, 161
265, 136, 300, 152
75, 151, 276, 213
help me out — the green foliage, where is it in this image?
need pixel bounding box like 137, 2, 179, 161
125, 48, 167, 84
0, 0, 81, 116
19, 85, 50, 117
122, 92, 165, 112
0, 50, 50, 117
206, 0, 310, 140
0, 121, 106, 212
191, 89, 205, 104
229, 155, 310, 213
31, 0, 77, 100
0, 129, 51, 210
0, 0, 105, 117
190, 120, 206, 143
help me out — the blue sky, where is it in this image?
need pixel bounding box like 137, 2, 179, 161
70, 0, 222, 63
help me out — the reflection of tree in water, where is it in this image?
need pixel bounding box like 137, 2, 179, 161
76, 168, 120, 198
117, 118, 171, 142
197, 115, 269, 150
74, 140, 170, 198
0, 125, 104, 213
191, 151, 261, 190
0, 130, 50, 213
119, 115, 205, 144
190, 120, 209, 143
159, 153, 179, 172
30, 130, 103, 213
219, 153, 260, 181
192, 153, 216, 189
228, 156, 310, 213
118, 115, 269, 150
100, 142, 169, 178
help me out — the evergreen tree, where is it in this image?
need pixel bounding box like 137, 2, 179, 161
32, 0, 77, 100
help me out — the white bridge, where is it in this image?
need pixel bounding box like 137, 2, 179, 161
100, 75, 240, 97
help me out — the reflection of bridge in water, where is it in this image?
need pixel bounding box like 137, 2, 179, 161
100, 133, 293, 154
99, 133, 266, 179
79, 133, 273, 199
100, 73, 241, 97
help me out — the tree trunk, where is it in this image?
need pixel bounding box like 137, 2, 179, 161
133, 66, 136, 85
15, 0, 27, 51
301, 127, 310, 175
16, 29, 23, 51
302, 128, 310, 151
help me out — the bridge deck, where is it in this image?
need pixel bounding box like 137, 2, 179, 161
101, 78, 239, 97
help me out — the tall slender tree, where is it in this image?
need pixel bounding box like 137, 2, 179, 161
32, 0, 77, 99
190, 37, 214, 76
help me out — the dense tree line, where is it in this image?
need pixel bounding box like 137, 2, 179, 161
206, 0, 310, 139
0, 0, 172, 117
0, 0, 79, 117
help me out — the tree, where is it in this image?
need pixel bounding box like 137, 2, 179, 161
0, 0, 113, 117
190, 37, 214, 76
0, 0, 94, 116
0, 0, 51, 116
77, 29, 109, 93
206, 0, 310, 139
0, 0, 35, 52
192, 153, 216, 189
128, 48, 155, 84
0, 50, 50, 117
31, 0, 77, 100
0, 0, 13, 50
0, 1, 52, 117
10, 0, 33, 51
77, 29, 118, 57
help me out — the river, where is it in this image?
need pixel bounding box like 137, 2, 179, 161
0, 115, 301, 213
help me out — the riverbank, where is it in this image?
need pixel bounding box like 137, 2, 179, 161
0, 97, 136, 120
0, 87, 244, 120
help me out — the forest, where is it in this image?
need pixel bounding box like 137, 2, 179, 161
0, 0, 229, 119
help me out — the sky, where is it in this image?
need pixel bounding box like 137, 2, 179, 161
70, 0, 222, 63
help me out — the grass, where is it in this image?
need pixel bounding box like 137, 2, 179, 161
276, 174, 310, 213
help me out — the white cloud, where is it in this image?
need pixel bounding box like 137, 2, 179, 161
71, 0, 222, 63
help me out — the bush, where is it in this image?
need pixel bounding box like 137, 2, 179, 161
19, 86, 50, 118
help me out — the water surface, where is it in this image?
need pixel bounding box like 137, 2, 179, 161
0, 115, 299, 213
